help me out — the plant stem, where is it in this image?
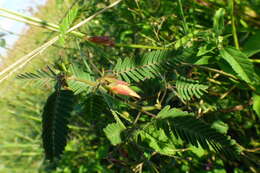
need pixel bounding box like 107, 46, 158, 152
68, 77, 97, 87
115, 43, 171, 50
127, 101, 156, 117
181, 62, 239, 80
251, 59, 260, 63
177, 0, 188, 34
230, 0, 239, 49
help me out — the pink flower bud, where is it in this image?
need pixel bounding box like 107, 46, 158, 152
86, 36, 115, 46
108, 84, 141, 99
103, 76, 130, 86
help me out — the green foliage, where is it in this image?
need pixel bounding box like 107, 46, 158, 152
59, 6, 78, 44
42, 90, 74, 161
211, 120, 229, 134
220, 47, 256, 84
175, 76, 208, 101
67, 63, 94, 94
16, 66, 57, 87
213, 8, 225, 36
2, 0, 260, 172
253, 93, 260, 118
102, 106, 239, 159
103, 122, 125, 146
243, 30, 260, 57
113, 50, 178, 83
84, 94, 107, 119
138, 107, 238, 159
137, 122, 177, 156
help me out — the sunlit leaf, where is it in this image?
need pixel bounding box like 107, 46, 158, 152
220, 47, 256, 84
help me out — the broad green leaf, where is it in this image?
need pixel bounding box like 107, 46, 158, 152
103, 123, 125, 145
253, 93, 260, 118
220, 47, 256, 83
211, 120, 228, 134
214, 169, 227, 173
157, 106, 190, 119
189, 145, 205, 157
138, 125, 177, 156
213, 8, 225, 36
197, 44, 216, 57
174, 31, 199, 49
195, 56, 212, 65
243, 31, 260, 57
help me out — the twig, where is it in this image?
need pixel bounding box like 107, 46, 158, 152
220, 85, 236, 99
219, 99, 253, 113
243, 148, 260, 153
181, 62, 239, 81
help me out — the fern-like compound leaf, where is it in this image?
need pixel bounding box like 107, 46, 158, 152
67, 63, 94, 94
155, 106, 239, 159
113, 50, 178, 83
42, 90, 74, 161
16, 66, 57, 87
59, 6, 78, 45
175, 76, 208, 101
84, 94, 108, 123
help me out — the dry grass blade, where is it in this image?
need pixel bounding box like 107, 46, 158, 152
0, 0, 123, 84
0, 12, 59, 32
0, 36, 59, 84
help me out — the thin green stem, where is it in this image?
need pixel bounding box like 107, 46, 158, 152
177, 0, 188, 34
181, 62, 238, 80
115, 43, 171, 50
68, 77, 97, 87
251, 59, 260, 63
230, 0, 239, 49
